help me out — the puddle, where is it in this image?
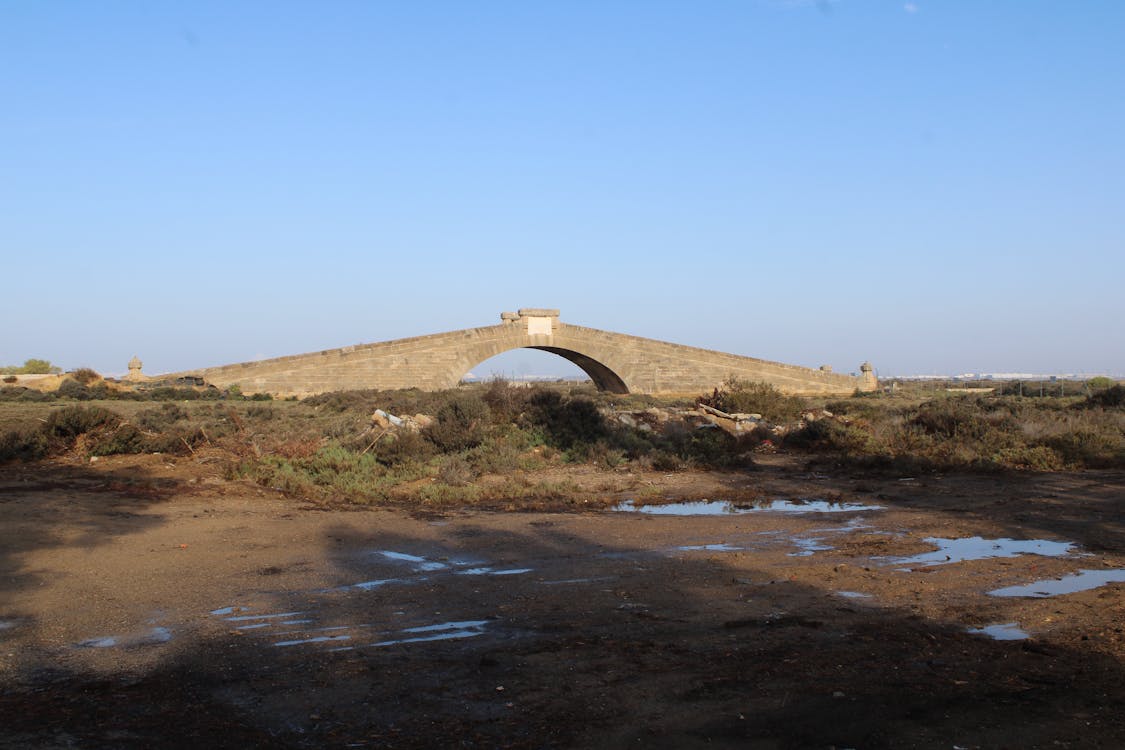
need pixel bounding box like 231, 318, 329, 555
331, 620, 491, 651
377, 551, 449, 572
967, 622, 1029, 641
223, 611, 307, 622
836, 591, 872, 599
888, 537, 1074, 568
455, 567, 533, 576
612, 498, 880, 515
0, 620, 17, 631
346, 578, 409, 591
789, 537, 833, 557
989, 568, 1125, 598
677, 543, 740, 552
274, 634, 353, 647
75, 627, 172, 649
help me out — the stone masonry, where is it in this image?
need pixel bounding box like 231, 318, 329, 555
164, 309, 877, 398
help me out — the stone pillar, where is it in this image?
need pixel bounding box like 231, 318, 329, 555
860, 362, 877, 391
125, 356, 146, 382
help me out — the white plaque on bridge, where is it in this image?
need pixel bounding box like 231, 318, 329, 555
526, 316, 552, 336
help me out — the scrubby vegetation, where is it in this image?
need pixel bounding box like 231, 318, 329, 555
795, 386, 1125, 472
1, 376, 1122, 508
1, 358, 61, 375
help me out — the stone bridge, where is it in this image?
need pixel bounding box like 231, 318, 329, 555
165, 309, 876, 397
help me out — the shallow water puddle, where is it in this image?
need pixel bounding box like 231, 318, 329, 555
331, 620, 490, 651
377, 551, 450, 572
789, 537, 833, 557
836, 591, 872, 599
989, 568, 1125, 598
887, 537, 1074, 569
455, 567, 534, 576
677, 543, 740, 552
75, 626, 172, 649
967, 622, 1029, 641
612, 498, 881, 515
273, 634, 354, 647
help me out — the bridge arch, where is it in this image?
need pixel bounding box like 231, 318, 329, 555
457, 345, 630, 393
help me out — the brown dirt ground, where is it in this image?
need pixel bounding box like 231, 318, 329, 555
2, 452, 1124, 749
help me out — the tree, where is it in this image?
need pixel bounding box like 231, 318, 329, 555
21, 359, 61, 374
1, 359, 62, 375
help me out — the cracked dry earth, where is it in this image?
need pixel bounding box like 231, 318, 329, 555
2, 454, 1124, 749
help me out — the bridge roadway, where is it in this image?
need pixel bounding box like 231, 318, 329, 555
165, 309, 876, 397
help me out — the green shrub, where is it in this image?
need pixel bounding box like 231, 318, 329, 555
481, 378, 533, 422
1084, 385, 1125, 409
424, 393, 491, 451
372, 429, 435, 465
56, 379, 91, 400
136, 403, 190, 431
1043, 429, 1125, 469
71, 368, 100, 385
44, 405, 121, 439
1086, 376, 1117, 391
699, 378, 804, 423
0, 429, 50, 462
527, 391, 608, 450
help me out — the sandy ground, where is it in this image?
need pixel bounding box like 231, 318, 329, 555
2, 453, 1124, 749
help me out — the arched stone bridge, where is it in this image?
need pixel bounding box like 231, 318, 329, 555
167, 309, 876, 397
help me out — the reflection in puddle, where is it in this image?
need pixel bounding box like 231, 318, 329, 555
789, 537, 833, 557
0, 620, 17, 631
348, 578, 408, 591
989, 569, 1125, 598
368, 620, 490, 648
455, 567, 534, 576
612, 498, 880, 515
75, 626, 172, 649
330, 620, 491, 651
223, 611, 306, 622
888, 537, 1074, 568
378, 551, 449, 572
677, 543, 740, 552
967, 622, 1029, 641
274, 634, 353, 647
836, 591, 872, 599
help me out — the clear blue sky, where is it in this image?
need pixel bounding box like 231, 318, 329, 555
3, 1, 1123, 379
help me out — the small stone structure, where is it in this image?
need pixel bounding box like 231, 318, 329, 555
124, 356, 147, 382
163, 309, 877, 398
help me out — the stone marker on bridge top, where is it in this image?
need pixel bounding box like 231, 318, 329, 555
501, 308, 560, 337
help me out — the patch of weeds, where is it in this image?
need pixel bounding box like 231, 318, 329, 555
44, 405, 122, 441
423, 393, 491, 451
699, 378, 805, 423
0, 429, 50, 462
436, 455, 476, 486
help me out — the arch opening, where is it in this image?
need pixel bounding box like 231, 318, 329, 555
461, 346, 629, 394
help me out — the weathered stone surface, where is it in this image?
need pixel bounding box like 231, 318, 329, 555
163, 309, 876, 398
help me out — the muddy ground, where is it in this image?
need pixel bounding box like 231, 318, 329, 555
1, 453, 1124, 749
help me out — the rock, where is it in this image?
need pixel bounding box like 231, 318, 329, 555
372, 409, 404, 429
